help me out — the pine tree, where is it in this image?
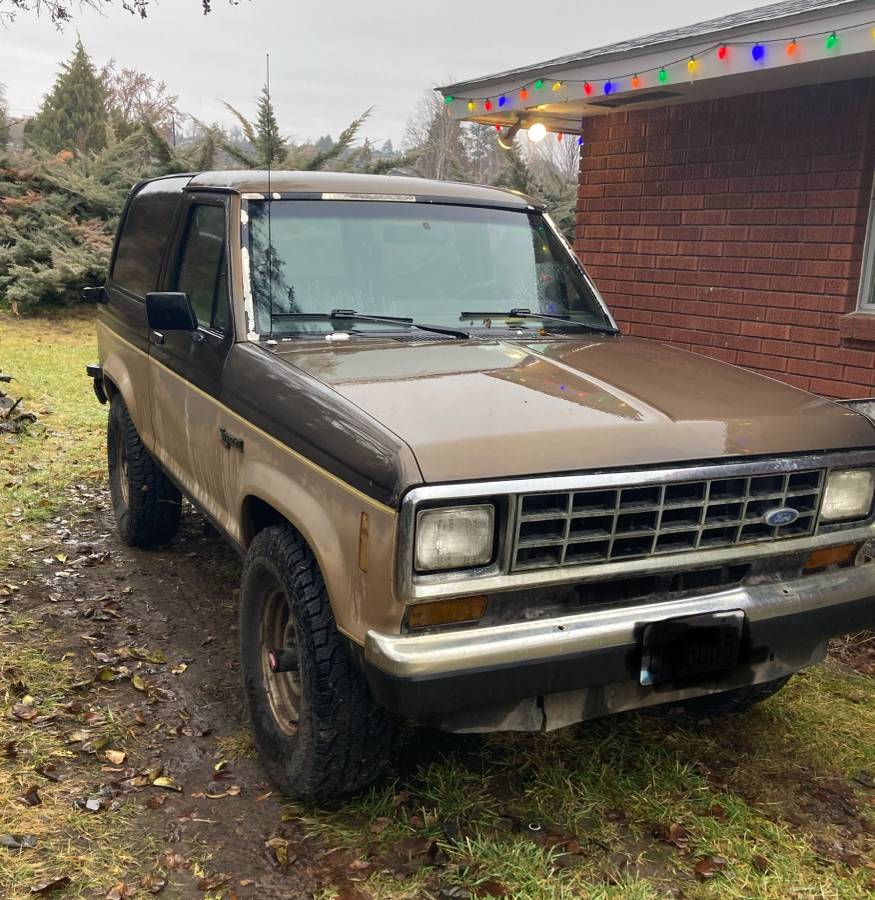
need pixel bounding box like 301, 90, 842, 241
254, 85, 286, 167
29, 37, 108, 154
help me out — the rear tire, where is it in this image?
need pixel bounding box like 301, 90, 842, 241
240, 525, 394, 800
107, 395, 181, 547
661, 675, 791, 718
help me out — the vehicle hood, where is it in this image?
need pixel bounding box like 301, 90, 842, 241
271, 337, 875, 483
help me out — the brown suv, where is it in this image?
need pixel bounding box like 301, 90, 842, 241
88, 170, 875, 800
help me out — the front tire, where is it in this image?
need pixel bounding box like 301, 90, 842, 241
107, 395, 181, 547
239, 525, 393, 800
661, 675, 791, 718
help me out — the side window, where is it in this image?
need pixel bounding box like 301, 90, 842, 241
176, 204, 230, 333
858, 173, 875, 312
111, 178, 188, 297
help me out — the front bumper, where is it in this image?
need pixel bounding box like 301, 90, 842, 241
362, 564, 875, 724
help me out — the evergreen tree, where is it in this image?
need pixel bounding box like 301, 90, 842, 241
29, 37, 108, 154
254, 85, 286, 167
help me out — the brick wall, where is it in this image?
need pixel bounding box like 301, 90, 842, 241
575, 77, 875, 398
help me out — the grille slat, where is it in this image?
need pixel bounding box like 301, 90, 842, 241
511, 467, 825, 572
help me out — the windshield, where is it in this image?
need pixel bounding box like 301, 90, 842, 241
247, 200, 613, 335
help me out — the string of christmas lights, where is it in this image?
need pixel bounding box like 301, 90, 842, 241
442, 19, 875, 138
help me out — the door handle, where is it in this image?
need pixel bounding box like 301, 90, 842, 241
191, 331, 205, 346
150, 330, 165, 346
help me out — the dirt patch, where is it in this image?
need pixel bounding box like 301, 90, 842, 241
2, 490, 354, 898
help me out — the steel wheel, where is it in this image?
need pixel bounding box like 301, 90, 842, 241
260, 586, 301, 735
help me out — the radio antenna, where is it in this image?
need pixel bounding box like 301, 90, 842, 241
266, 51, 274, 340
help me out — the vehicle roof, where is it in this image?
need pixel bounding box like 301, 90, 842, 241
161, 170, 539, 209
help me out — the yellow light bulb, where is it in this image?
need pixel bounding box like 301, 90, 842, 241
687, 57, 698, 73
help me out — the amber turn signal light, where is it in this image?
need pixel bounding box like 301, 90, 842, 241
803, 543, 859, 572
407, 596, 488, 629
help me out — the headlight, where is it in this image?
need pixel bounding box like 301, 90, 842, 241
414, 505, 495, 572
821, 469, 875, 521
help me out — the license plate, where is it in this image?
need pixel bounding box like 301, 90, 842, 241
640, 610, 744, 686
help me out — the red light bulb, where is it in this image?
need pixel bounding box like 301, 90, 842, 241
583, 81, 593, 95
717, 44, 728, 60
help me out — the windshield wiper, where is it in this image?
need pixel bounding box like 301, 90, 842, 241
271, 309, 469, 340
460, 308, 619, 336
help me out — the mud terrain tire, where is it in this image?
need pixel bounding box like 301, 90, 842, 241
240, 525, 394, 800
662, 675, 791, 718
107, 395, 181, 547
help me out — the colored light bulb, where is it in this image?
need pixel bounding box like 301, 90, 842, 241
577, 135, 584, 146
752, 43, 765, 61
498, 95, 506, 107
583, 81, 593, 95
551, 80, 562, 91
658, 67, 668, 84
484, 99, 492, 111
444, 95, 453, 104
556, 132, 563, 142
467, 100, 475, 112
786, 38, 797, 56
717, 44, 728, 60
631, 74, 641, 89
519, 88, 529, 101
534, 79, 544, 89
603, 80, 613, 94
826, 31, 837, 50
687, 57, 698, 74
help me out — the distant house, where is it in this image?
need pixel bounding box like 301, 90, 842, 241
439, 0, 875, 399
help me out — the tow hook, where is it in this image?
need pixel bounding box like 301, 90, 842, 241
268, 648, 298, 673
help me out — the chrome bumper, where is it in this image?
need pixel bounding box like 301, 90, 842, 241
365, 564, 875, 679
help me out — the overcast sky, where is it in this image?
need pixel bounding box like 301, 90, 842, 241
4, 0, 768, 146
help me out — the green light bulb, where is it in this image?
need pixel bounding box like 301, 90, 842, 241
444, 95, 454, 104
534, 79, 544, 89
826, 31, 837, 50
658, 68, 668, 84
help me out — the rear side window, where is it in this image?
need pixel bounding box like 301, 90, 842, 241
175, 204, 230, 333
111, 178, 189, 297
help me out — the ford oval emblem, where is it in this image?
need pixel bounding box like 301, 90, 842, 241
764, 507, 800, 527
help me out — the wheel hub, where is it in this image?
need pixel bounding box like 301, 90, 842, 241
261, 587, 301, 735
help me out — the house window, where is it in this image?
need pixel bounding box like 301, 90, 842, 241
860, 173, 875, 312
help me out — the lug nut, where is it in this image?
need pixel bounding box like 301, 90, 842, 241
268, 648, 298, 673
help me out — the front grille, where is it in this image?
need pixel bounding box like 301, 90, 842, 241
511, 468, 825, 572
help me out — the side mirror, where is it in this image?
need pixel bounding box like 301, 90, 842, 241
82, 286, 108, 305
145, 292, 198, 332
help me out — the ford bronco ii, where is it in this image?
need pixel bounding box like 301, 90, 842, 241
88, 171, 875, 800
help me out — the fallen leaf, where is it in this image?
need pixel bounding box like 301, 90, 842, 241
477, 880, 510, 897
17, 785, 41, 807
152, 776, 182, 792
370, 816, 391, 834
146, 794, 167, 810
131, 675, 147, 692
266, 836, 290, 867
157, 850, 187, 870
29, 876, 71, 894
1, 833, 38, 849
659, 822, 689, 850
104, 750, 126, 765
140, 872, 166, 894
197, 873, 230, 890
105, 882, 133, 900
694, 855, 727, 880
96, 667, 115, 683
2, 740, 17, 757
751, 854, 770, 874
11, 702, 38, 721
170, 663, 187, 675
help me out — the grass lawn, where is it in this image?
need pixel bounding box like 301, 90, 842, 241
1, 311, 873, 899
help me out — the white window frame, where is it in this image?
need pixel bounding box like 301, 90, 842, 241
859, 172, 875, 312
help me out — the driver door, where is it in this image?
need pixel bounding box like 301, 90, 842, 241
148, 194, 235, 532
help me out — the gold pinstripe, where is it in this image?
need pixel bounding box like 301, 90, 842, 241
96, 319, 396, 515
